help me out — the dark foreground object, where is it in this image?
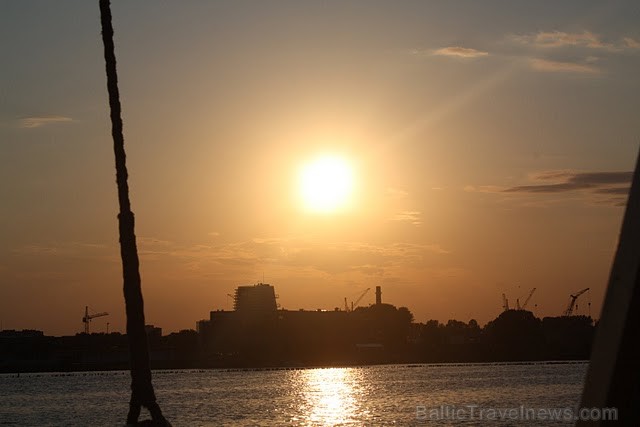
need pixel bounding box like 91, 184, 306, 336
579, 150, 640, 425
99, 0, 169, 424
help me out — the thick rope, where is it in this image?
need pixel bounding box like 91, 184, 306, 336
98, 1, 170, 425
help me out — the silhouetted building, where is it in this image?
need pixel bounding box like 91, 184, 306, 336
0, 329, 44, 338
195, 319, 210, 334
145, 325, 162, 339
145, 325, 162, 347
0, 279, 602, 372
234, 283, 278, 315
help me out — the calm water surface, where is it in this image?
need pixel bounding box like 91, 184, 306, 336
0, 362, 586, 426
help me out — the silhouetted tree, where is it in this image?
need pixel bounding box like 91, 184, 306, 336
483, 310, 544, 361
417, 320, 445, 361
542, 315, 594, 359
397, 307, 414, 324
352, 304, 413, 348
99, 1, 169, 425
467, 319, 481, 342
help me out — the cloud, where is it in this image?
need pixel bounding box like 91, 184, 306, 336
509, 31, 640, 75
432, 46, 489, 58
463, 170, 631, 208
503, 170, 632, 193
435, 267, 468, 279
623, 37, 640, 49
20, 115, 73, 128
149, 236, 450, 277
421, 244, 451, 255
138, 236, 171, 246
390, 211, 422, 226
464, 185, 504, 193
529, 58, 600, 74
11, 241, 111, 258
280, 241, 450, 274
514, 31, 640, 52
592, 187, 630, 195
12, 244, 59, 255
528, 31, 613, 50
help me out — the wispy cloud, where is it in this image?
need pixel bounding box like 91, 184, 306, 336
138, 236, 450, 277
11, 241, 110, 257
623, 37, 640, 49
138, 237, 171, 246
390, 211, 422, 226
432, 46, 489, 58
503, 170, 631, 193
592, 187, 630, 195
467, 170, 631, 207
20, 115, 73, 129
524, 31, 614, 50
12, 244, 60, 255
464, 185, 505, 193
510, 30, 640, 52
529, 58, 600, 74
510, 31, 640, 75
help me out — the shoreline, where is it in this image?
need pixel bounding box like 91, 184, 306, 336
0, 359, 589, 376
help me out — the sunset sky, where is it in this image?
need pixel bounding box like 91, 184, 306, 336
1, 1, 639, 336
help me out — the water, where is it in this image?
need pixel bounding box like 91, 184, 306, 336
0, 362, 587, 426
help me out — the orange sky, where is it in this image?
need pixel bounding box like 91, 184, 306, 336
1, 2, 639, 335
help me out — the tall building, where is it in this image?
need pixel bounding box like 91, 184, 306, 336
234, 283, 278, 315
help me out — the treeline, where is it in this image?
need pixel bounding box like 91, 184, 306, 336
414, 310, 594, 362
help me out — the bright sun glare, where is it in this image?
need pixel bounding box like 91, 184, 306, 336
299, 155, 354, 213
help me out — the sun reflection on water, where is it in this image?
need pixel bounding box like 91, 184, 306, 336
295, 367, 366, 426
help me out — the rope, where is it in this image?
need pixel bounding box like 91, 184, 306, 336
98, 1, 170, 425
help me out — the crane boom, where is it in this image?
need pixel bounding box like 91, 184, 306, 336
574, 288, 590, 298
352, 288, 371, 311
82, 306, 109, 334
563, 287, 590, 316
521, 288, 537, 310
88, 312, 109, 319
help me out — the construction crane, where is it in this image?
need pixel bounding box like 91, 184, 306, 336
516, 288, 537, 310
563, 288, 590, 316
82, 306, 108, 334
521, 287, 536, 310
352, 287, 371, 310
502, 293, 510, 312
345, 288, 371, 311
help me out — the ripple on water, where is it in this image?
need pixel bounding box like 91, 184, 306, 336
0, 362, 587, 426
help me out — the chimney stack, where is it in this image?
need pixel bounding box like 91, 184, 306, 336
376, 286, 382, 305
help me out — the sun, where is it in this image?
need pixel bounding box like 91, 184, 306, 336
299, 155, 354, 213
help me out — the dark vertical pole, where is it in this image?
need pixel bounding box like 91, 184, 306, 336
578, 149, 640, 426
98, 1, 169, 425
